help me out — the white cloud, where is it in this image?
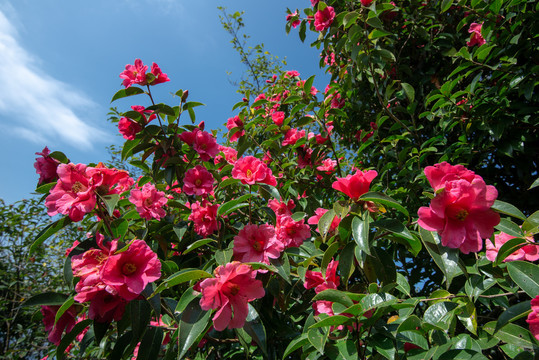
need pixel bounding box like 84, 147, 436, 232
0, 7, 108, 149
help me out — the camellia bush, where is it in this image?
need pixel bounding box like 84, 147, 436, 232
24, 0, 538, 359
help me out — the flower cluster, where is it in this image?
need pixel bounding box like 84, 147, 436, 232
71, 235, 161, 322
119, 59, 170, 88
46, 163, 134, 221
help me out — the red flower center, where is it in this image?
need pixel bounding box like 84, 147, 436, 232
246, 169, 252, 177
225, 283, 240, 296
122, 262, 137, 276
144, 198, 153, 207
72, 181, 85, 193
448, 206, 469, 221
195, 179, 202, 186
252, 238, 265, 252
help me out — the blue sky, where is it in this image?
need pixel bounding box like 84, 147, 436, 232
0, 0, 328, 204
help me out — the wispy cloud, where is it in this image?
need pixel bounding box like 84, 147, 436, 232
0, 6, 108, 149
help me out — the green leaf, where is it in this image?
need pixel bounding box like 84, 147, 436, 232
35, 182, 56, 194
491, 200, 526, 220
307, 326, 329, 355
54, 297, 75, 324
441, 0, 453, 12
522, 211, 539, 234
419, 228, 461, 287
110, 218, 129, 240
137, 326, 164, 360
397, 315, 422, 332
352, 213, 371, 255
243, 304, 268, 357
130, 300, 151, 345
22, 292, 69, 307
153, 269, 212, 295
111, 87, 145, 102
396, 273, 411, 297
178, 298, 212, 359
318, 209, 336, 240
183, 238, 216, 255
401, 82, 415, 103
373, 219, 414, 240
494, 237, 528, 265
359, 191, 409, 217
321, 242, 340, 275
99, 193, 120, 217
419, 228, 461, 288
270, 253, 291, 284
360, 293, 397, 310
217, 194, 253, 217
487, 323, 538, 349
338, 242, 356, 283
30, 216, 72, 255
423, 301, 458, 331
495, 218, 524, 238
303, 75, 315, 96
283, 334, 309, 359
507, 261, 539, 297
313, 289, 354, 308
496, 301, 531, 332
57, 319, 93, 360
309, 315, 351, 330
343, 11, 359, 29
398, 330, 429, 350
529, 178, 539, 190
122, 139, 141, 161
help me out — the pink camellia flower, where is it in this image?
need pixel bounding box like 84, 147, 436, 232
232, 156, 277, 186
424, 161, 478, 192
88, 163, 134, 196
183, 165, 215, 196
304, 260, 340, 293
34, 146, 60, 184
316, 158, 337, 174
149, 62, 170, 85
467, 22, 486, 47
118, 117, 142, 140
226, 116, 245, 142
330, 92, 345, 109
332, 169, 378, 201
286, 70, 300, 78
308, 208, 341, 233
233, 224, 284, 264
188, 199, 220, 237
45, 163, 96, 222
418, 178, 500, 254
88, 290, 128, 323
282, 128, 306, 146
314, 6, 335, 31
272, 111, 285, 126
131, 105, 156, 124
361, 0, 374, 6
41, 305, 78, 345
311, 0, 319, 7
276, 216, 311, 248
180, 128, 219, 161
527, 296, 539, 340
268, 199, 295, 220
286, 12, 301, 28
199, 262, 265, 331
485, 231, 539, 262
101, 239, 161, 301
119, 59, 148, 88
129, 182, 168, 220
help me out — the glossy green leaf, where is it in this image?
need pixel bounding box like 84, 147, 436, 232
282, 334, 309, 359
313, 289, 354, 308
495, 300, 531, 332
419, 228, 461, 288
54, 296, 75, 324
30, 216, 72, 254
137, 326, 164, 360
22, 292, 69, 307
153, 269, 212, 295
352, 213, 371, 255
307, 326, 329, 354
318, 209, 336, 240
494, 237, 528, 265
491, 200, 526, 220
359, 191, 409, 217
423, 301, 458, 331
309, 315, 351, 330
441, 0, 453, 12
178, 298, 212, 359
57, 319, 93, 360
182, 238, 216, 255
99, 193, 120, 217
522, 211, 539, 234
507, 261, 539, 297
495, 218, 524, 238
110, 218, 128, 240
217, 193, 253, 216
111, 87, 145, 102
243, 304, 268, 357
402, 82, 415, 103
